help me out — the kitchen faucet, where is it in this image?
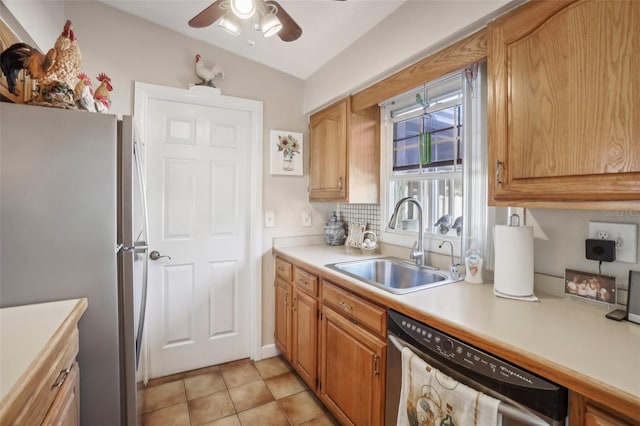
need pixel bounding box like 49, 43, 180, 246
388, 196, 424, 266
438, 240, 460, 279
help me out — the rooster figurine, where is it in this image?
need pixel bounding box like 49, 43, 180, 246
74, 73, 96, 112
94, 73, 113, 113
195, 54, 224, 88
0, 20, 82, 102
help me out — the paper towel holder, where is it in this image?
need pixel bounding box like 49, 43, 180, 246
509, 213, 521, 227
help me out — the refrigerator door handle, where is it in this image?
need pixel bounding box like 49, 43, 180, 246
133, 136, 150, 370
120, 245, 149, 253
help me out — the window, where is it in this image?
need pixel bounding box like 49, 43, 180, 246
380, 63, 492, 264
385, 72, 465, 239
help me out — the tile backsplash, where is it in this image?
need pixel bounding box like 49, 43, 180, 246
337, 204, 380, 236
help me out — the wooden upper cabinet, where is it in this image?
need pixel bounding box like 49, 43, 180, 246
309, 97, 380, 203
488, 0, 640, 204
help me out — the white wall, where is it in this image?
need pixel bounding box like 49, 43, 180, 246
527, 209, 640, 304
2, 0, 63, 49
302, 0, 514, 113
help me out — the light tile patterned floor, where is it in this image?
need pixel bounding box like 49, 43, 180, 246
138, 356, 339, 426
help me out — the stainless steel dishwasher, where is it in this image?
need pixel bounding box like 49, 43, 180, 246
386, 309, 568, 425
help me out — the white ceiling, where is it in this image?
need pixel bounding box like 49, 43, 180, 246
98, 0, 406, 80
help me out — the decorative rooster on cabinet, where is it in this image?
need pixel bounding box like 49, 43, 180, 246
0, 20, 82, 104
93, 73, 113, 113
74, 73, 96, 112
195, 54, 224, 88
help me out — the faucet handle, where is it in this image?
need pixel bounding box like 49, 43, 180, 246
410, 240, 424, 261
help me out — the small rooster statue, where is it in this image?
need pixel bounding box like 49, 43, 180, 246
93, 73, 113, 113
0, 20, 82, 104
195, 54, 224, 88
74, 73, 96, 112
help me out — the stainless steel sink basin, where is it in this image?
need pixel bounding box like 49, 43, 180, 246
325, 257, 460, 294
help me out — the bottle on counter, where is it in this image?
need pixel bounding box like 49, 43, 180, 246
464, 241, 483, 284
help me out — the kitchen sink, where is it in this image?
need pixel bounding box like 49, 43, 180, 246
325, 257, 460, 294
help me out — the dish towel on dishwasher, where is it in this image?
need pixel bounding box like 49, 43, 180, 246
397, 346, 500, 426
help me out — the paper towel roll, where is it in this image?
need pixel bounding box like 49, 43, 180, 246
493, 225, 534, 297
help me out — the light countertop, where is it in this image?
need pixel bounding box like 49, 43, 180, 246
273, 244, 640, 418
0, 298, 88, 401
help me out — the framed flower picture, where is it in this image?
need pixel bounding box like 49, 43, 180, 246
270, 130, 303, 176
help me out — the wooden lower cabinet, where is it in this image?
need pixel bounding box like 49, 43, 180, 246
569, 392, 637, 426
319, 306, 386, 426
275, 257, 387, 424
275, 259, 320, 391
0, 299, 86, 426
275, 277, 293, 361
292, 289, 318, 389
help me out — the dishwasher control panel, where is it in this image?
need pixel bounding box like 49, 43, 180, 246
389, 309, 556, 390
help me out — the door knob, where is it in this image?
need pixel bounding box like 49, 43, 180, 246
149, 250, 171, 261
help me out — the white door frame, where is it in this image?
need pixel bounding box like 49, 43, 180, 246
134, 82, 263, 368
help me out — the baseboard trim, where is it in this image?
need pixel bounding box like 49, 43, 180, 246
260, 343, 280, 360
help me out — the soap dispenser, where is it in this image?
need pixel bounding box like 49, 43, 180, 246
464, 241, 483, 284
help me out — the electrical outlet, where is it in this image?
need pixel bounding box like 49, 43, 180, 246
588, 221, 637, 263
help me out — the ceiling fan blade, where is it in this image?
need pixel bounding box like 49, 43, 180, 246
189, 0, 227, 28
265, 0, 302, 42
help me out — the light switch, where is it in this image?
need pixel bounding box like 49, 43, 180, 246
265, 211, 275, 228
302, 208, 312, 227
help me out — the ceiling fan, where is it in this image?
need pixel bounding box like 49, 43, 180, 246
188, 0, 303, 42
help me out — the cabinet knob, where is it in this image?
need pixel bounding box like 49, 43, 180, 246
338, 177, 343, 191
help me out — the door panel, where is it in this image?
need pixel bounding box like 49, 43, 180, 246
146, 97, 253, 377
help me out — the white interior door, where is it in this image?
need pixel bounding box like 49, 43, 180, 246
137, 85, 262, 379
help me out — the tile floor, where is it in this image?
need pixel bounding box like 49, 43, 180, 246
138, 356, 339, 426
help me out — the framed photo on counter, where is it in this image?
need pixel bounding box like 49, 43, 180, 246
565, 268, 616, 304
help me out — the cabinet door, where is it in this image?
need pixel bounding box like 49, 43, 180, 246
274, 278, 292, 361
309, 98, 348, 201
584, 404, 633, 426
292, 289, 318, 390
42, 362, 80, 426
488, 0, 640, 203
319, 306, 385, 426
568, 391, 636, 426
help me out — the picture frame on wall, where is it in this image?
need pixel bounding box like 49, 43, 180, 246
269, 130, 303, 176
564, 268, 616, 304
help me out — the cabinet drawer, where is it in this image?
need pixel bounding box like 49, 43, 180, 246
12, 327, 79, 425
275, 257, 292, 281
294, 267, 318, 296
322, 280, 386, 337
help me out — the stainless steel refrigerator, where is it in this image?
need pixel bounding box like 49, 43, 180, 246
0, 102, 148, 425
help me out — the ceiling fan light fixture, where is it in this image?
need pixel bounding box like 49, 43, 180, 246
218, 13, 242, 36
230, 0, 255, 19
260, 13, 282, 37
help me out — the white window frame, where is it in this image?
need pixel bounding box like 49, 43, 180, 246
379, 64, 492, 263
